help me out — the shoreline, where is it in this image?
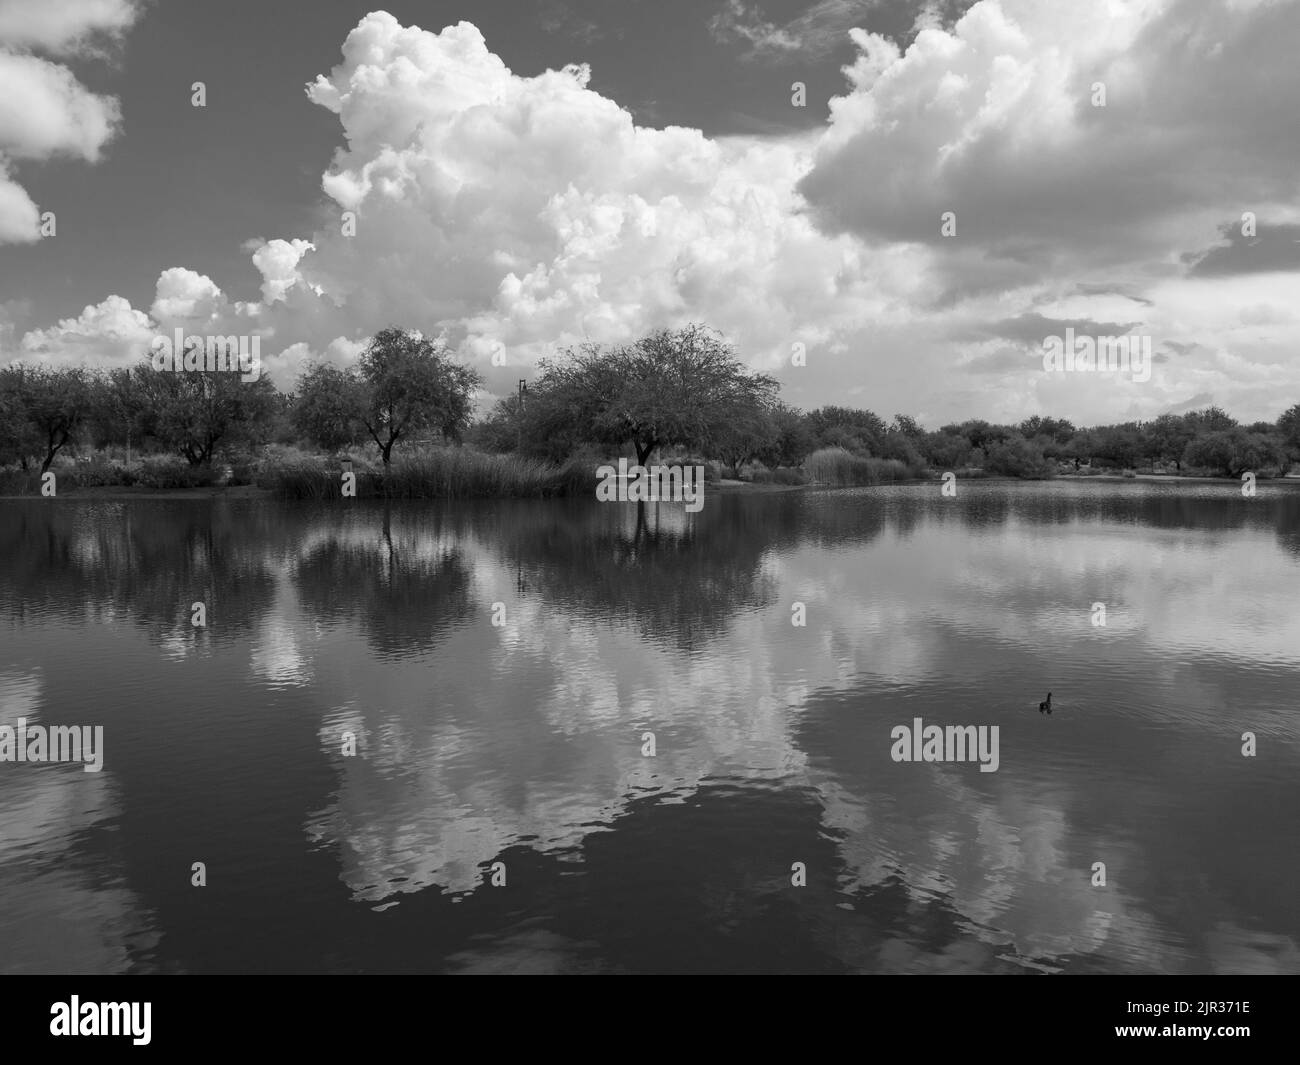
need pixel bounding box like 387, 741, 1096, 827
0, 480, 812, 501
3, 471, 1297, 501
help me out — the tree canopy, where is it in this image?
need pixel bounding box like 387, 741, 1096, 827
294, 328, 481, 464
524, 324, 778, 465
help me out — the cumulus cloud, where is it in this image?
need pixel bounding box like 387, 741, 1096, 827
13, 263, 375, 388
149, 267, 229, 324
0, 50, 121, 160
0, 0, 141, 55
250, 238, 317, 304
708, 0, 806, 55
284, 12, 911, 400
16, 271, 265, 376
271, 4, 1300, 417
19, 294, 154, 369
707, 0, 958, 61
0, 161, 41, 242
10, 3, 1300, 425
0, 0, 136, 243
799, 0, 1300, 278
1185, 220, 1300, 277
978, 313, 1140, 346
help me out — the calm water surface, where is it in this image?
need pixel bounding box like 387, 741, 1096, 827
1, 481, 1297, 974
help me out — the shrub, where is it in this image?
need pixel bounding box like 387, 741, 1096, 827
226, 461, 257, 486
52, 454, 136, 488
1182, 429, 1289, 478
0, 468, 39, 495
564, 444, 613, 481
260, 446, 586, 500
923, 431, 974, 469
804, 447, 918, 486
877, 430, 926, 471
257, 455, 365, 499
136, 454, 218, 489
984, 435, 1054, 479
752, 466, 809, 485
382, 448, 576, 498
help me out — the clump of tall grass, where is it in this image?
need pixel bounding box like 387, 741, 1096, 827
804, 447, 917, 486
750, 466, 809, 485
134, 454, 219, 489
0, 468, 39, 495
675, 455, 722, 483
383, 448, 572, 498
51, 453, 137, 488
1, 451, 220, 493
260, 446, 596, 500
983, 436, 1054, 479
257, 455, 374, 499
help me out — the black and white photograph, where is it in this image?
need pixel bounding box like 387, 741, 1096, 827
0, 0, 1296, 1037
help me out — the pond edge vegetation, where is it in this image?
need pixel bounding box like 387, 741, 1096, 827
3, 324, 1298, 499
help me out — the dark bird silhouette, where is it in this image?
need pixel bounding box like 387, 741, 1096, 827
1038, 692, 1053, 714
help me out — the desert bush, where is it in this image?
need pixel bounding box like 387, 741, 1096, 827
136, 454, 218, 489
0, 468, 39, 494
984, 435, 1054, 479
261, 446, 585, 500
752, 466, 809, 485
804, 447, 917, 486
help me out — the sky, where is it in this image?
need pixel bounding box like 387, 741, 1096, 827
0, 0, 1298, 428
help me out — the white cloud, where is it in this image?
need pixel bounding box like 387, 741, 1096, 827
10, 4, 1300, 423
18, 294, 154, 369
282, 13, 901, 400
250, 238, 316, 304
800, 0, 1300, 272
0, 0, 141, 55
10, 257, 373, 388
0, 161, 41, 242
149, 267, 229, 324
0, 50, 120, 161
0, 1, 137, 245
708, 0, 868, 59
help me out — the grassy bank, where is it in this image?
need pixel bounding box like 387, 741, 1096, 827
258, 448, 595, 500
4, 444, 1295, 500
803, 447, 926, 486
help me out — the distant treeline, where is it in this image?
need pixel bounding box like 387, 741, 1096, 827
1, 324, 1297, 488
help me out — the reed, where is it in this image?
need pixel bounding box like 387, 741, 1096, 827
804, 447, 918, 486
261, 447, 595, 499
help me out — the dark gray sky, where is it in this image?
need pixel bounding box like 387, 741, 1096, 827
2, 0, 1298, 425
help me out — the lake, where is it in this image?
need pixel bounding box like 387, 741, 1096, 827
1, 479, 1297, 974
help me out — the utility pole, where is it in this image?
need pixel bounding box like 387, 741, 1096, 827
121, 367, 132, 468
517, 380, 526, 452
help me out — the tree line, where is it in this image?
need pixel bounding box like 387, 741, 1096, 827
2, 323, 1298, 480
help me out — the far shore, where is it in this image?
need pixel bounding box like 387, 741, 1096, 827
4, 470, 1297, 502
0, 480, 810, 501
